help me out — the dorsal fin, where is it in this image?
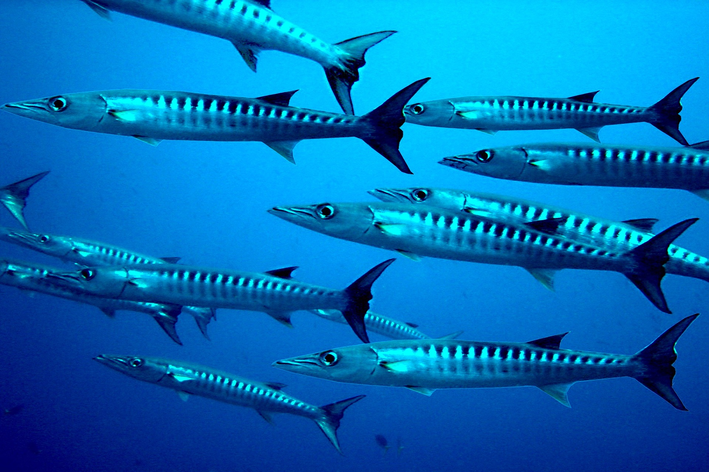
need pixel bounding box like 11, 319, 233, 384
527, 332, 569, 349
257, 90, 298, 106
568, 91, 599, 102
264, 382, 287, 390
251, 0, 272, 8
405, 322, 419, 328
159, 256, 181, 264
687, 140, 709, 151
525, 217, 566, 235
622, 218, 659, 232
265, 266, 298, 279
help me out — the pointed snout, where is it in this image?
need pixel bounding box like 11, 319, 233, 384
438, 155, 476, 170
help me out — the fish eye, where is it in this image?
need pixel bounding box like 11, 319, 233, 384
411, 188, 429, 202
38, 235, 50, 244
319, 350, 339, 366
80, 268, 96, 280
316, 204, 335, 220
48, 96, 68, 112
130, 358, 144, 368
476, 150, 494, 163
410, 103, 425, 115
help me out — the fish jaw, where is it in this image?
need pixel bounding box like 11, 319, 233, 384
268, 203, 374, 240
274, 345, 379, 384
2, 93, 108, 130
94, 355, 167, 383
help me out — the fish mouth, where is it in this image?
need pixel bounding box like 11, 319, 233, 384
93, 354, 129, 369
438, 156, 476, 170
1, 101, 50, 115
272, 358, 320, 370
4, 230, 44, 247
367, 188, 406, 202
43, 271, 83, 285
268, 206, 316, 221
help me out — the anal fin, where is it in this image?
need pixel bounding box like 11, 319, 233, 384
538, 383, 573, 407
525, 268, 557, 291
83, 0, 112, 20
576, 127, 602, 142
264, 141, 299, 163
405, 386, 435, 396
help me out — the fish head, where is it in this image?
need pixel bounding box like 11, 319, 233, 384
439, 146, 528, 180
404, 100, 455, 126
2, 92, 108, 130
94, 355, 167, 383
268, 202, 374, 240
44, 266, 129, 298
274, 344, 379, 384
369, 187, 467, 211
1, 229, 75, 258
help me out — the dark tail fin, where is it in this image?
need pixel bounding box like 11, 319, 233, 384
315, 395, 366, 454
0, 171, 49, 230
624, 218, 697, 313
647, 77, 699, 145
633, 314, 698, 410
326, 31, 396, 115
342, 259, 396, 343
360, 78, 430, 174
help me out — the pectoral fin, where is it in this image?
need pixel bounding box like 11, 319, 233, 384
108, 109, 141, 122
133, 136, 162, 146
396, 250, 421, 261
374, 222, 406, 236
170, 374, 195, 383
525, 268, 557, 291
267, 311, 294, 328
528, 159, 553, 171
463, 207, 493, 218
379, 360, 412, 373
128, 278, 151, 289
257, 410, 274, 424
538, 383, 573, 407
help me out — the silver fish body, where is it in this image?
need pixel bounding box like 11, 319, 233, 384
404, 78, 698, 144
311, 309, 433, 340
370, 187, 709, 286
0, 258, 183, 344
82, 0, 395, 114
94, 354, 364, 453
275, 314, 698, 410
440, 141, 709, 199
0, 171, 49, 230
269, 201, 697, 313
2, 79, 429, 174
49, 260, 395, 343
0, 227, 213, 338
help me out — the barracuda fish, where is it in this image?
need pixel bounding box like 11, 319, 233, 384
311, 309, 439, 340
1, 78, 429, 174
0, 171, 49, 230
404, 78, 698, 144
81, 0, 394, 115
370, 187, 709, 289
94, 355, 364, 453
0, 258, 183, 344
440, 142, 709, 200
274, 314, 698, 410
48, 259, 395, 343
269, 202, 697, 313
0, 227, 214, 338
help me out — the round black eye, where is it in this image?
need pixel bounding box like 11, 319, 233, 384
411, 188, 429, 202
476, 150, 494, 163
80, 268, 96, 280
130, 358, 144, 368
316, 204, 335, 219
319, 351, 339, 366
39, 235, 50, 244
48, 96, 67, 112
410, 103, 425, 115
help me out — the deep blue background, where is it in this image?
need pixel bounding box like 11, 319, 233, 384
1, 1, 708, 471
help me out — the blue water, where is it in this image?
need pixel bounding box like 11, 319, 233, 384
1, 1, 708, 471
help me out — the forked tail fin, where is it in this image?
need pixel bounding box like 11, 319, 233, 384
315, 395, 366, 454
632, 314, 698, 410
326, 31, 396, 115
624, 218, 697, 313
647, 77, 699, 145
0, 171, 49, 230
342, 259, 396, 343
360, 78, 430, 174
